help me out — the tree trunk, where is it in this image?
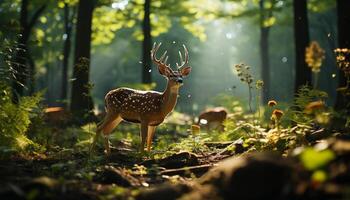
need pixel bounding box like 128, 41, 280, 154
293, 0, 311, 93
61, 3, 74, 105
259, 0, 271, 104
12, 0, 45, 101
335, 0, 350, 110
70, 0, 94, 120
142, 0, 152, 83
12, 0, 29, 101
28, 53, 35, 95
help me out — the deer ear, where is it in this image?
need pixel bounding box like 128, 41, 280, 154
180, 66, 191, 77
157, 64, 166, 76
158, 64, 170, 76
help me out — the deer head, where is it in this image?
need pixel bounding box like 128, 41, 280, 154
151, 42, 191, 89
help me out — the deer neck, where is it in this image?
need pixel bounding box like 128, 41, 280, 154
161, 80, 179, 115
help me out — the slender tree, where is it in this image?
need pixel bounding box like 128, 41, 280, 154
70, 0, 95, 120
12, 0, 46, 100
335, 0, 350, 109
61, 3, 75, 105
293, 0, 311, 93
259, 0, 272, 104
141, 0, 152, 83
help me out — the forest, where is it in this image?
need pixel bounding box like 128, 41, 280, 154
0, 0, 350, 199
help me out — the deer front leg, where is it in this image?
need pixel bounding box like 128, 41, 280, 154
140, 122, 148, 152
147, 126, 157, 152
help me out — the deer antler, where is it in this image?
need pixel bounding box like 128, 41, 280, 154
151, 42, 170, 67
176, 44, 189, 70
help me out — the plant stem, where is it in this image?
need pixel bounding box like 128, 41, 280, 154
248, 85, 252, 113
313, 72, 319, 89
257, 94, 261, 121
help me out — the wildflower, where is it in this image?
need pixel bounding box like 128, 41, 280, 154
268, 100, 277, 107
305, 41, 325, 73
271, 109, 284, 121
234, 63, 254, 112
334, 48, 350, 76
255, 80, 264, 90
234, 63, 254, 85
304, 101, 325, 114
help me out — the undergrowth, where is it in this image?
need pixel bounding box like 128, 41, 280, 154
0, 83, 45, 158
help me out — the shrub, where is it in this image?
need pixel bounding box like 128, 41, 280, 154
0, 83, 44, 158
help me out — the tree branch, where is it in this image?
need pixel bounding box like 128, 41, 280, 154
27, 4, 47, 31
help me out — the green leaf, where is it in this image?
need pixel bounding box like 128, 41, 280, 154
300, 148, 335, 170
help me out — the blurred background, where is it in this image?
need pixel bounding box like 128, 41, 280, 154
0, 0, 339, 117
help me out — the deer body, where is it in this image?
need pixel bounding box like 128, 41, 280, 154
105, 85, 179, 126
91, 43, 191, 155
198, 107, 228, 131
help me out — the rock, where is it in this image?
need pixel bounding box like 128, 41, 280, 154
182, 152, 297, 200
137, 183, 192, 200
0, 176, 59, 200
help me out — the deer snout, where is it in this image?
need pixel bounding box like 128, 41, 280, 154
176, 78, 183, 83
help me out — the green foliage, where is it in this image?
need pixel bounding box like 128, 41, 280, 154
26, 103, 52, 146
0, 83, 44, 158
169, 133, 210, 153
294, 86, 328, 110
299, 147, 335, 170
212, 94, 244, 114
308, 0, 336, 13
284, 86, 328, 125
58, 123, 96, 151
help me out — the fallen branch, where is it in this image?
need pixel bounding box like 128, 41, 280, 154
161, 164, 216, 177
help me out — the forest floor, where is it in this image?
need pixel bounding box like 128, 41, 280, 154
1, 126, 350, 200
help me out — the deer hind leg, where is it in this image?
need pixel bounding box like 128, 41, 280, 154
89, 119, 108, 155
102, 115, 122, 155
91, 112, 121, 155
147, 126, 156, 152
139, 122, 149, 152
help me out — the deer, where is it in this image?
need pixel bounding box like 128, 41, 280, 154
197, 107, 228, 131
90, 42, 191, 155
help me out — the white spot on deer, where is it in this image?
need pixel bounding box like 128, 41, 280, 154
200, 119, 208, 125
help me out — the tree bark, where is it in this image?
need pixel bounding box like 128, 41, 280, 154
61, 3, 75, 105
70, 0, 94, 120
335, 0, 350, 110
293, 0, 311, 93
141, 0, 152, 83
259, 0, 271, 104
12, 0, 45, 101
12, 0, 29, 100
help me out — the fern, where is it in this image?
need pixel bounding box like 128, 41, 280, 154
284, 85, 328, 125
294, 85, 328, 109
0, 82, 44, 158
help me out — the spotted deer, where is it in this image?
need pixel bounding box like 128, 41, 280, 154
198, 107, 228, 131
90, 42, 191, 155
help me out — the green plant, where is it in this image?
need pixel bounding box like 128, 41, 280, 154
234, 63, 254, 112
0, 83, 44, 158
0, 38, 22, 85
255, 80, 264, 121
284, 85, 328, 126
